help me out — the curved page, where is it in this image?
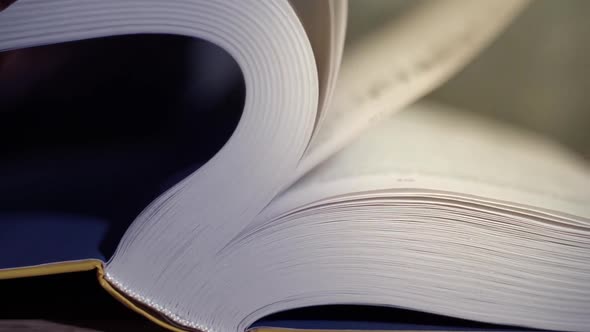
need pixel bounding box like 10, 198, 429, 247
0, 0, 318, 329
290, 0, 347, 133
297, 0, 531, 180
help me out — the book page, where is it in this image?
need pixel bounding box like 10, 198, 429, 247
296, 0, 530, 179
290, 0, 347, 130
267, 102, 590, 222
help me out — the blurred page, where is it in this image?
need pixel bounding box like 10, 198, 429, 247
297, 0, 530, 179
290, 0, 346, 129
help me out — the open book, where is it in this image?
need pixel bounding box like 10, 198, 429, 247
2, 0, 589, 331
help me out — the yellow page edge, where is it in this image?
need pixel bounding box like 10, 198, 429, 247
0, 260, 184, 332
